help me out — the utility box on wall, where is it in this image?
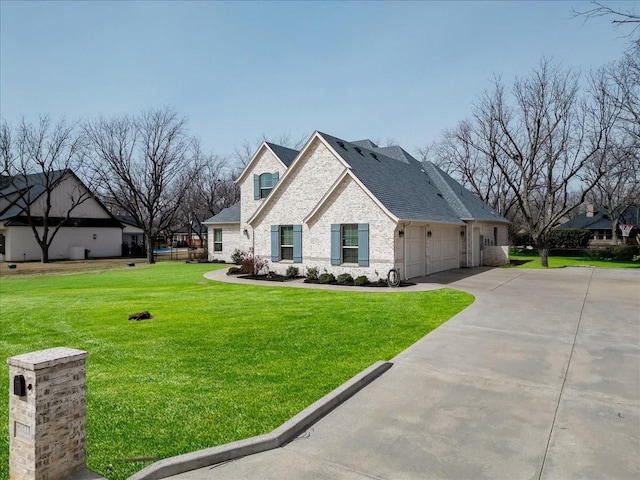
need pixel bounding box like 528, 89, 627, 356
7, 347, 89, 480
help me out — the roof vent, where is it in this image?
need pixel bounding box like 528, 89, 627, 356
370, 152, 379, 161
354, 146, 364, 156
337, 141, 347, 150
437, 193, 444, 198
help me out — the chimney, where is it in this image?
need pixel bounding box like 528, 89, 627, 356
586, 203, 594, 217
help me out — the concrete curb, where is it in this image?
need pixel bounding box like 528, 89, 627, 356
127, 361, 394, 480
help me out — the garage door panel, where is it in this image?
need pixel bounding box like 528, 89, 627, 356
428, 226, 460, 274
405, 226, 425, 278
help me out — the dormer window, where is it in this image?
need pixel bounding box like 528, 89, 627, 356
253, 172, 280, 199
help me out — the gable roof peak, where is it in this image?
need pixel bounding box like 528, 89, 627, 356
264, 142, 299, 167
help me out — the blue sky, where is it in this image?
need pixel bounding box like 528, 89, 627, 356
0, 0, 635, 163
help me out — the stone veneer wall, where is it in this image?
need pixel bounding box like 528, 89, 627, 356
483, 246, 510, 266
7, 347, 88, 480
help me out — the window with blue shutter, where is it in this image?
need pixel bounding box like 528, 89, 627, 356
358, 223, 369, 266
342, 224, 359, 263
331, 224, 341, 265
293, 225, 302, 262
280, 226, 293, 260
271, 225, 280, 261
255, 172, 280, 199
253, 174, 260, 200
330, 223, 369, 266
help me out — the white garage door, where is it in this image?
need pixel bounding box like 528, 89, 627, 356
428, 226, 460, 274
405, 226, 425, 279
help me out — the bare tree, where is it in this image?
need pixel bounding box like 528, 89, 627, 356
608, 41, 640, 146
500, 62, 621, 265
231, 132, 307, 169
573, 1, 640, 38
440, 61, 619, 266
583, 63, 640, 244
586, 144, 639, 243
84, 108, 202, 264
421, 119, 521, 226
0, 117, 94, 262
176, 149, 239, 248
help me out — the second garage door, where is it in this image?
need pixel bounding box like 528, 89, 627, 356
428, 226, 460, 274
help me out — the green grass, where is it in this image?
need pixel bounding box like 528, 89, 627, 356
0, 263, 473, 480
509, 252, 640, 269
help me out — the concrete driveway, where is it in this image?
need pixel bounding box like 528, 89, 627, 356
169, 267, 639, 479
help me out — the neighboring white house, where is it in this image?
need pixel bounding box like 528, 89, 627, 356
0, 170, 123, 262
204, 132, 509, 280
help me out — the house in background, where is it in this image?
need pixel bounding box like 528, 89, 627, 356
172, 222, 207, 248
558, 204, 640, 245
116, 215, 146, 256
204, 132, 509, 280
0, 170, 123, 262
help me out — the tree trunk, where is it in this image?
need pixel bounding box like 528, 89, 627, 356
146, 234, 156, 264
41, 247, 49, 264
540, 247, 550, 268
611, 219, 619, 245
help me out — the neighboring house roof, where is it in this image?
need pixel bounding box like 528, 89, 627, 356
559, 206, 640, 230
0, 170, 68, 221
203, 202, 240, 224
0, 169, 122, 228
115, 215, 141, 228
264, 143, 299, 167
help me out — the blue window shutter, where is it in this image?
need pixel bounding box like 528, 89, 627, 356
358, 223, 369, 267
331, 224, 340, 265
272, 171, 279, 187
293, 225, 302, 263
271, 225, 280, 262
253, 174, 259, 200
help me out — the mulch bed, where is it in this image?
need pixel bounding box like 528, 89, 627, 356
231, 273, 416, 288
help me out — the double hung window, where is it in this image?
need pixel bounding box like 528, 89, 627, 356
213, 229, 222, 252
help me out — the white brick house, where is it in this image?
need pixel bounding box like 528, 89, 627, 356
205, 132, 509, 280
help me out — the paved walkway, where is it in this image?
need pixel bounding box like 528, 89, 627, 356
170, 267, 639, 479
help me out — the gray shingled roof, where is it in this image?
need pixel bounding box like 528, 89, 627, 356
559, 206, 640, 230
204, 202, 240, 224
422, 162, 508, 223
265, 142, 299, 167
0, 170, 68, 221
316, 133, 508, 225
372, 145, 414, 164
318, 132, 465, 224
350, 139, 379, 150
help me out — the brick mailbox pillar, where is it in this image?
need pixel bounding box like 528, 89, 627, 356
7, 347, 89, 480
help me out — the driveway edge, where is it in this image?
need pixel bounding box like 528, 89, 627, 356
127, 361, 394, 480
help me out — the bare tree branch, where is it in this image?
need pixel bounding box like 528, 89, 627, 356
1, 116, 94, 262
84, 108, 203, 263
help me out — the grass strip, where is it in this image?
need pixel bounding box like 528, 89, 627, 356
508, 252, 639, 269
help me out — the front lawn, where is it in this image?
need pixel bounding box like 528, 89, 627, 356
509, 251, 640, 269
0, 262, 473, 480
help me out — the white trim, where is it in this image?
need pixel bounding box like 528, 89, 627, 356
247, 132, 352, 226
304, 170, 399, 225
